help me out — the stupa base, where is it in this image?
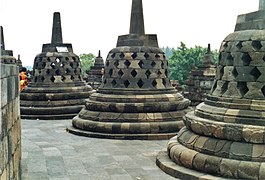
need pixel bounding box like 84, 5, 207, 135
156, 151, 231, 180
67, 126, 178, 140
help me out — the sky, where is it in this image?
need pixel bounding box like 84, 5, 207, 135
0, 0, 259, 66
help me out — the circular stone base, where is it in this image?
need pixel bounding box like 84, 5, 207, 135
156, 151, 231, 180
66, 126, 177, 140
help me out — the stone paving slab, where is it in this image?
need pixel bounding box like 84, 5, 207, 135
21, 120, 177, 180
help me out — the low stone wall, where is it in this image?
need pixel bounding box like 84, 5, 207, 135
0, 63, 21, 180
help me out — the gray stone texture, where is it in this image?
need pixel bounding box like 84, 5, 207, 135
68, 0, 191, 140
20, 12, 93, 120
84, 50, 104, 89
184, 44, 216, 106
157, 5, 265, 180
0, 63, 21, 180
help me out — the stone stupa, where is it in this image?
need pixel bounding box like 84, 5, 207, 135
0, 26, 17, 64
20, 12, 93, 120
157, 1, 265, 179
85, 50, 104, 89
67, 0, 191, 140
184, 44, 216, 106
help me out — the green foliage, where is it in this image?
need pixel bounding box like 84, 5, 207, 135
79, 53, 96, 78
168, 42, 218, 85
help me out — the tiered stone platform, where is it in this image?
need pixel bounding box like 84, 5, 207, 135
20, 12, 93, 120
67, 0, 191, 140
157, 4, 265, 179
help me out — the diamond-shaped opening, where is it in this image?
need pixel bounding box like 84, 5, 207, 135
131, 53, 137, 59
118, 69, 124, 77
137, 79, 144, 88
131, 69, 137, 77
144, 53, 150, 59
65, 68, 71, 74
51, 62, 56, 69
47, 57, 51, 62
138, 60, 144, 68
56, 58, 60, 63
72, 57, 76, 61
241, 53, 251, 66
210, 80, 218, 94
74, 69, 77, 75
161, 61, 165, 69
157, 70, 162, 77
50, 76, 55, 82
42, 62, 46, 68
70, 62, 74, 68
78, 75, 82, 80
111, 53, 116, 58
109, 69, 113, 77
124, 80, 130, 88
61, 76, 66, 82
165, 69, 168, 77
221, 81, 229, 94
236, 41, 243, 50
152, 80, 157, 87
145, 70, 151, 78
124, 60, 131, 67
250, 67, 261, 80
227, 53, 234, 66
71, 75, 75, 80
60, 63, 64, 67
155, 54, 160, 59
106, 60, 110, 67
41, 76, 45, 82
55, 69, 60, 75
162, 78, 167, 87
223, 42, 228, 48
262, 85, 265, 97
252, 41, 262, 51
114, 60, 119, 67
237, 82, 249, 96
65, 57, 69, 61
111, 79, 117, 86
119, 53, 125, 59
151, 61, 156, 67
46, 69, 50, 75
232, 68, 238, 78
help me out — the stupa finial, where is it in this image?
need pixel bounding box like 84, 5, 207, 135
1, 26, 5, 50
207, 43, 211, 53
51, 12, 63, 44
98, 50, 101, 58
259, 0, 265, 10
129, 0, 145, 35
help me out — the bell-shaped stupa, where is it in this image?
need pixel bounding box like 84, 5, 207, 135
157, 1, 265, 179
67, 0, 191, 140
0, 26, 17, 64
85, 50, 104, 89
20, 12, 93, 120
184, 44, 216, 106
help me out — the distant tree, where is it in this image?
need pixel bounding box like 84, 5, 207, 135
168, 42, 218, 85
161, 46, 175, 60
79, 53, 96, 78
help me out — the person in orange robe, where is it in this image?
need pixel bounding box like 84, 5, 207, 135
19, 67, 28, 92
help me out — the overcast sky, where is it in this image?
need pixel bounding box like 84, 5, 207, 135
0, 0, 259, 66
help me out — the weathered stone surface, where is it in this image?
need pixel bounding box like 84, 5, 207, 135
67, 0, 191, 140
20, 12, 93, 120
184, 44, 216, 106
0, 63, 21, 180
157, 4, 265, 179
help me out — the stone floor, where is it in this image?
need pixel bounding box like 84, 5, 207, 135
21, 119, 177, 180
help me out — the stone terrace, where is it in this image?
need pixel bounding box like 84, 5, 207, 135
21, 119, 177, 180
